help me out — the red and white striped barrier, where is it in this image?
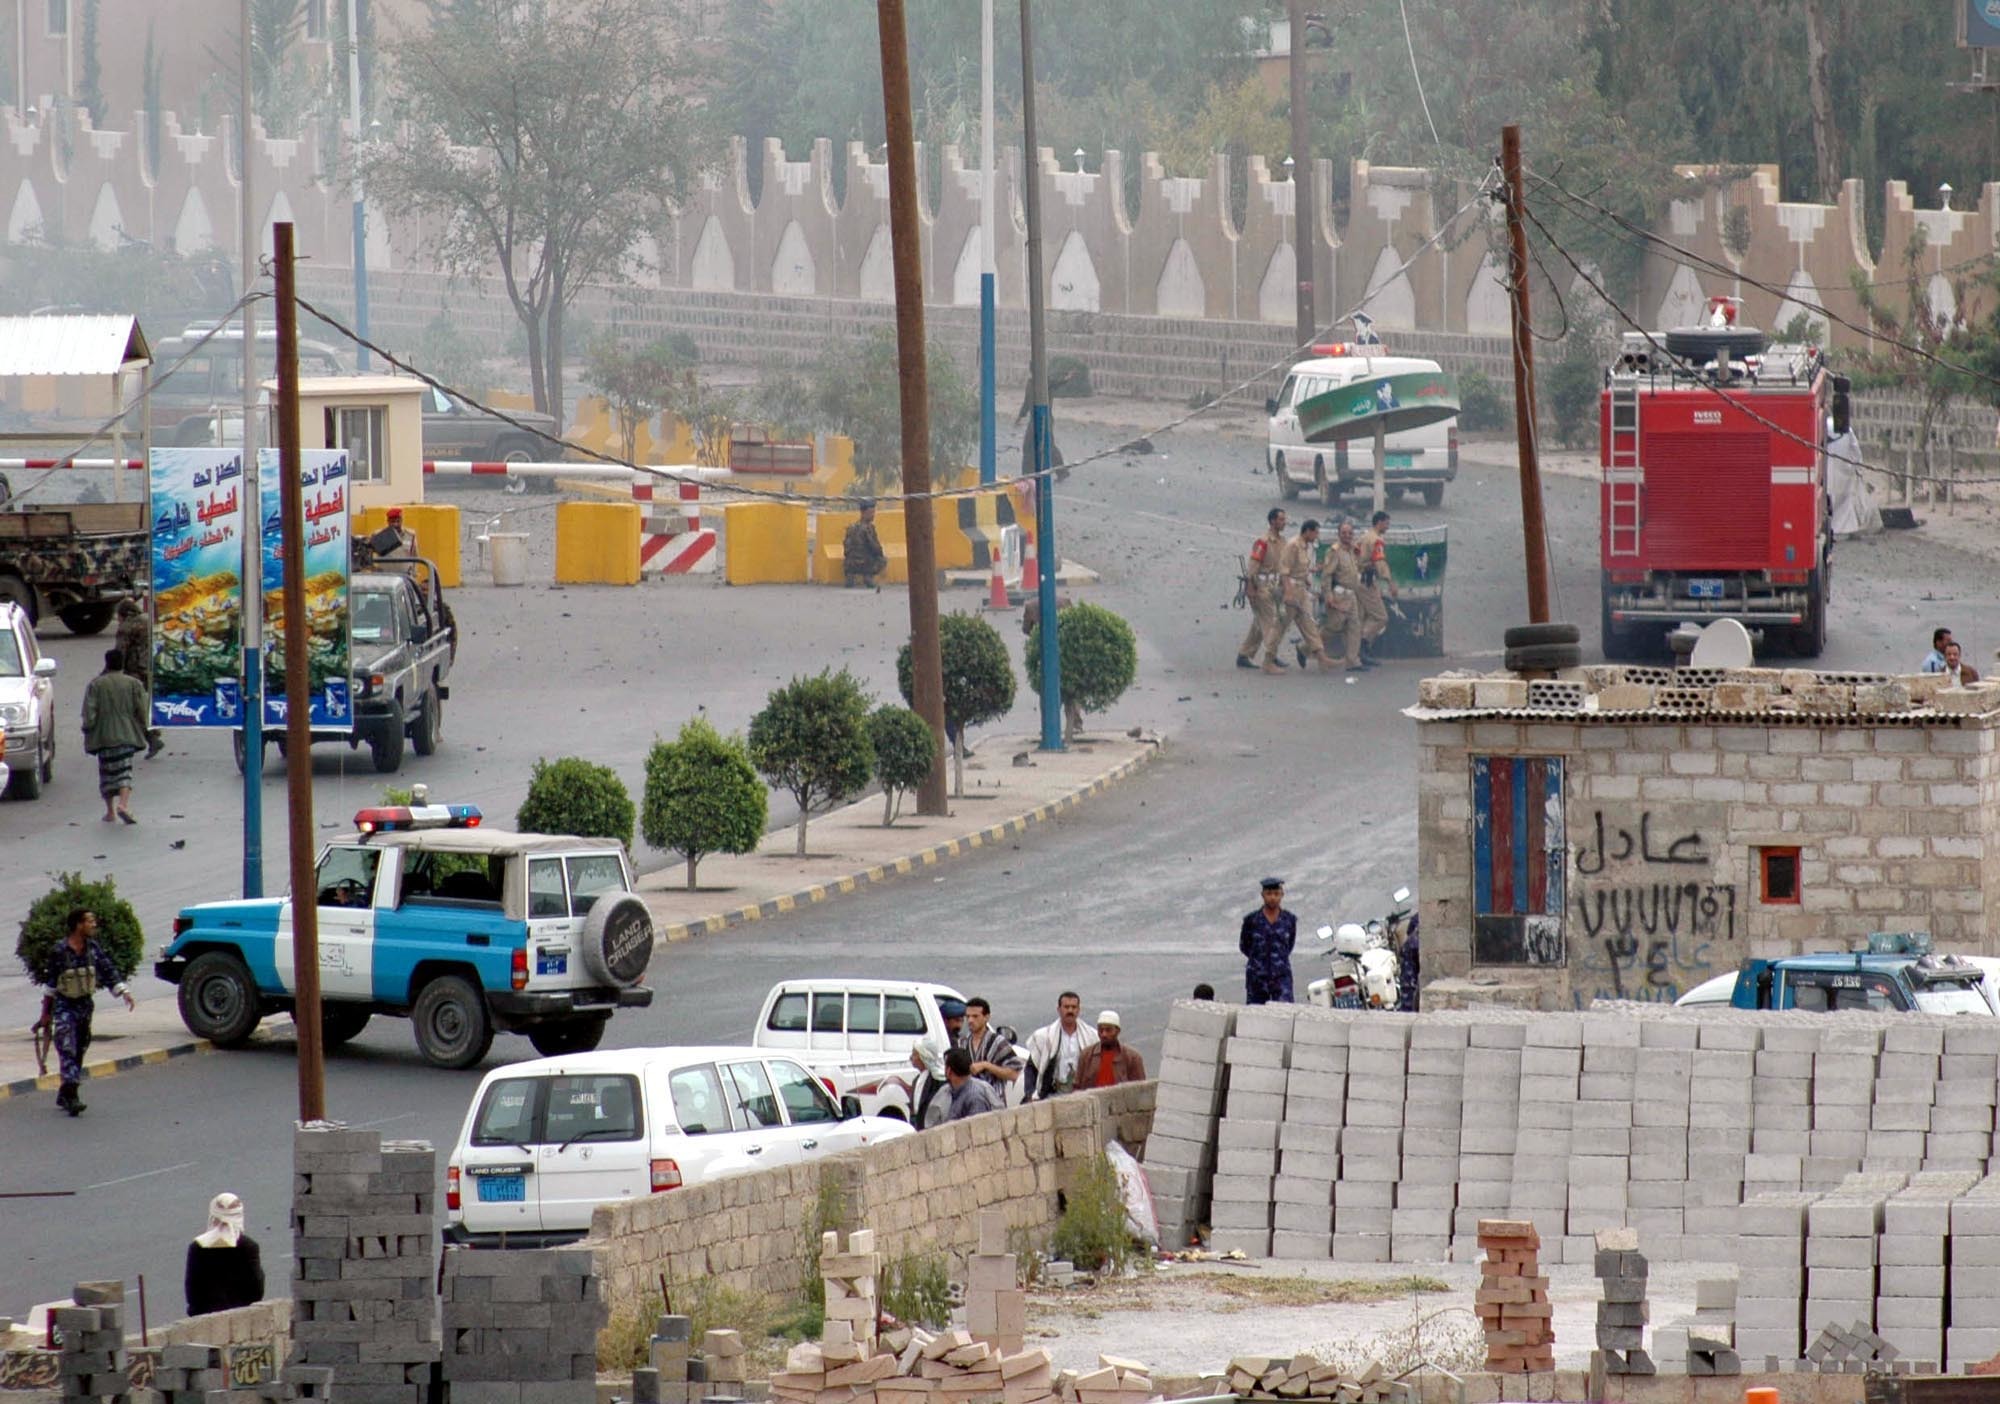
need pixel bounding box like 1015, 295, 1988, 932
0, 458, 145, 470
632, 465, 730, 575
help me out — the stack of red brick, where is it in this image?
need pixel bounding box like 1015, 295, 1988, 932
1476, 1219, 1554, 1373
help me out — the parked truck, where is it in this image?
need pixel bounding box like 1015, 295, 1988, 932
0, 498, 149, 634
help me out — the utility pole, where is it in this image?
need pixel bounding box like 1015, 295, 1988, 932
239, 0, 265, 898
978, 0, 997, 487
273, 222, 325, 1123
346, 0, 371, 370
875, 0, 949, 814
1287, 0, 1316, 346
1020, 0, 1063, 751
1501, 125, 1552, 625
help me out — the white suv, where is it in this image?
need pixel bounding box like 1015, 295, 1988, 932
751, 978, 969, 1119
1266, 347, 1459, 507
444, 1045, 915, 1247
0, 601, 57, 800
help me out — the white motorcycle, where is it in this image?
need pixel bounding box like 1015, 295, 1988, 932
1308, 886, 1414, 1009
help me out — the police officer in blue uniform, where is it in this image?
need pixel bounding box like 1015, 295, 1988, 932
1238, 877, 1297, 1005
34, 908, 135, 1116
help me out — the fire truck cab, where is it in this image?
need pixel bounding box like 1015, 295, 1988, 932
1598, 298, 1846, 661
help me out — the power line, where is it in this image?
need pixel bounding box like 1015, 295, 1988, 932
1395, 0, 1444, 158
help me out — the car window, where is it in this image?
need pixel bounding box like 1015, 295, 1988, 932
527, 857, 568, 919
722, 1060, 783, 1129
849, 995, 882, 1035
668, 1064, 730, 1135
352, 590, 394, 646
315, 847, 380, 908
813, 993, 844, 1033
769, 1059, 839, 1125
472, 1078, 542, 1146
1276, 375, 1298, 411
429, 388, 454, 414
401, 850, 502, 907
884, 995, 926, 1034
0, 628, 21, 677
566, 854, 627, 917
542, 1074, 642, 1145
767, 992, 807, 1032
1790, 981, 1829, 1012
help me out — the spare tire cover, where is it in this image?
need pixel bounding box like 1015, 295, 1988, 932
580, 892, 654, 987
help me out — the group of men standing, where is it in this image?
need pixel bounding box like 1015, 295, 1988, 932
1237, 507, 1398, 675
917, 992, 1147, 1122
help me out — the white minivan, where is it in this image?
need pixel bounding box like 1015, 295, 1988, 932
1266, 347, 1458, 508
444, 1045, 916, 1247
750, 978, 970, 1119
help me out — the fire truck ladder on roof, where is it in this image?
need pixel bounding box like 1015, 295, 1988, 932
1607, 383, 1642, 558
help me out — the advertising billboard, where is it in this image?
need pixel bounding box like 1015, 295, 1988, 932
258, 449, 353, 732
148, 448, 246, 728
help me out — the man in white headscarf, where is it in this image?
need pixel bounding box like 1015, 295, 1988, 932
184, 1192, 265, 1316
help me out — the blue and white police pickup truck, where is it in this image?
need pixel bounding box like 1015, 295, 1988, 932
154, 800, 656, 1069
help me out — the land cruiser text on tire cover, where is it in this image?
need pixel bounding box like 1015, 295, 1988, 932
582, 893, 653, 987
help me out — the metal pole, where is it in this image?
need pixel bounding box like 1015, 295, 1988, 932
1020, 0, 1062, 750
977, 0, 996, 487
347, 0, 370, 371
1287, 0, 1316, 346
240, 0, 265, 897
876, 0, 950, 815
1501, 124, 1552, 625
274, 222, 325, 1123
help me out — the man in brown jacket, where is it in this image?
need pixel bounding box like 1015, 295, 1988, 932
1074, 1011, 1146, 1088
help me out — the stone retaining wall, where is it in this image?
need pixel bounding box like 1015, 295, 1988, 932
584, 1084, 1155, 1313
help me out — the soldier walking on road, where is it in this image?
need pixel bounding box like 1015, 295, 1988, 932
1324, 521, 1370, 674
1357, 509, 1399, 667
1239, 877, 1298, 1005
116, 599, 165, 759
31, 908, 135, 1116
1236, 508, 1289, 674
1281, 520, 1337, 673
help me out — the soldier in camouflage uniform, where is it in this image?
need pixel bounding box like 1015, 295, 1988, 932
116, 599, 164, 759
32, 908, 135, 1116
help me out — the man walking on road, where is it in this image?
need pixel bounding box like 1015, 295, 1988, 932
1024, 991, 1087, 1100
1357, 510, 1398, 667
1282, 519, 1337, 673
116, 599, 165, 759
1237, 508, 1289, 674
1324, 521, 1369, 673
82, 647, 150, 824
31, 908, 135, 1116
1239, 877, 1298, 1005
1074, 1011, 1146, 1087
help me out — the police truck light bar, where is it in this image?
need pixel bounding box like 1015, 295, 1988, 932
354, 804, 483, 834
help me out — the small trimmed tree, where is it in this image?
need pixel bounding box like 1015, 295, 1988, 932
16, 871, 144, 984
898, 612, 1015, 797
748, 669, 876, 856
642, 717, 768, 889
867, 705, 935, 826
1025, 602, 1139, 742
516, 757, 636, 848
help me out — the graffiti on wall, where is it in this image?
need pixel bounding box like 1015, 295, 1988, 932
1570, 809, 1737, 1005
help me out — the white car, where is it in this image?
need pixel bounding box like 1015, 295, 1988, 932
1266, 346, 1459, 507
444, 1045, 915, 1247
0, 601, 57, 799
751, 978, 970, 1119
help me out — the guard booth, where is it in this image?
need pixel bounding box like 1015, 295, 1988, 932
1376, 524, 1448, 658
270, 376, 427, 511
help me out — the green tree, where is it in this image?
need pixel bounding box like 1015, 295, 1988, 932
516, 757, 636, 848
16, 872, 144, 984
361, 0, 701, 427
642, 717, 768, 890
898, 613, 1014, 797
1024, 603, 1137, 743
584, 337, 695, 462
866, 705, 934, 826
786, 328, 977, 493
1850, 229, 1993, 471
748, 669, 876, 856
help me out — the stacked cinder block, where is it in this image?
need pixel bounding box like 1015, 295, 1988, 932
1509, 1019, 1578, 1262
1807, 1173, 1907, 1343
1591, 1228, 1653, 1375
822, 1229, 882, 1356
1868, 1026, 1939, 1175
1655, 1278, 1739, 1376
702, 1331, 748, 1396
1393, 1021, 1463, 1264
152, 1344, 230, 1404
1686, 1021, 1756, 1258
1453, 1019, 1524, 1263
1628, 1020, 1695, 1258
1567, 1017, 1638, 1256
1475, 1219, 1553, 1373
1272, 1009, 1345, 1260
1929, 1023, 2000, 1170
1804, 1322, 1901, 1373
291, 1126, 439, 1404
1809, 1028, 1880, 1189
440, 1246, 604, 1404
1060, 1353, 1151, 1404
1223, 1355, 1415, 1404
639, 1314, 694, 1404
1146, 1000, 1234, 1248
58, 1281, 129, 1404
1733, 1190, 1814, 1362
1333, 1019, 1408, 1264
1877, 1171, 1977, 1367
1209, 1006, 1294, 1257
965, 1213, 1025, 1353
1746, 1024, 1816, 1201
1947, 1176, 2000, 1366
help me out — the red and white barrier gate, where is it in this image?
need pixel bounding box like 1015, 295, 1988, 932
423, 460, 729, 576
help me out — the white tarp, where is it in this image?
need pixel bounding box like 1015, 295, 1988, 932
1826, 430, 1882, 538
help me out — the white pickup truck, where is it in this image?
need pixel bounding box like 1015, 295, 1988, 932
749, 977, 970, 1121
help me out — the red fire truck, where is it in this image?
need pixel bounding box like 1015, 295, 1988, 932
1598, 298, 1847, 660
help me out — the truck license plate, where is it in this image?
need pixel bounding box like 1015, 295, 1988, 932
477, 1175, 525, 1203
536, 951, 568, 976
1688, 578, 1724, 600
1385, 452, 1415, 468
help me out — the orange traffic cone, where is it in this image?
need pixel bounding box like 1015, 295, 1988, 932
1020, 536, 1040, 594
987, 556, 1010, 610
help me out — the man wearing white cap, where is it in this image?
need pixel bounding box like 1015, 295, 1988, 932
1074, 1010, 1146, 1088
184, 1191, 265, 1316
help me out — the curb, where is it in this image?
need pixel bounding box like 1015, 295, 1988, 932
657, 739, 1163, 943
0, 1036, 215, 1104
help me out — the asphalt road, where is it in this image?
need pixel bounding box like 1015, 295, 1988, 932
6, 416, 2000, 1316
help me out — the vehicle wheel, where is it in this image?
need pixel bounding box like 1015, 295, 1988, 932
411, 975, 494, 1070
528, 1016, 609, 1057
1504, 622, 1582, 649
0, 574, 35, 625
1275, 455, 1300, 500
179, 951, 263, 1047
411, 688, 441, 756
1506, 642, 1584, 672
38, 727, 52, 784
316, 1004, 372, 1048
1794, 568, 1827, 658
1420, 483, 1444, 508
58, 603, 115, 636
232, 731, 274, 776
1320, 461, 1340, 509
1388, 486, 1405, 503
370, 703, 406, 773
579, 893, 655, 988
7, 742, 42, 799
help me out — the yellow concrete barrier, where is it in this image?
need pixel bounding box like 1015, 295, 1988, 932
722, 501, 811, 584
815, 506, 910, 585
555, 501, 641, 585
354, 504, 463, 586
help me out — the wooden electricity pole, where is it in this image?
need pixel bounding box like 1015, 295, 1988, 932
876, 0, 949, 814
1501, 125, 1552, 625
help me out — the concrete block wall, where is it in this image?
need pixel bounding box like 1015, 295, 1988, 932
440, 1247, 605, 1404
1145, 1001, 1234, 1248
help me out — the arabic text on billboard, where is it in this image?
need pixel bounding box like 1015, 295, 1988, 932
258, 449, 353, 731
148, 448, 245, 728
